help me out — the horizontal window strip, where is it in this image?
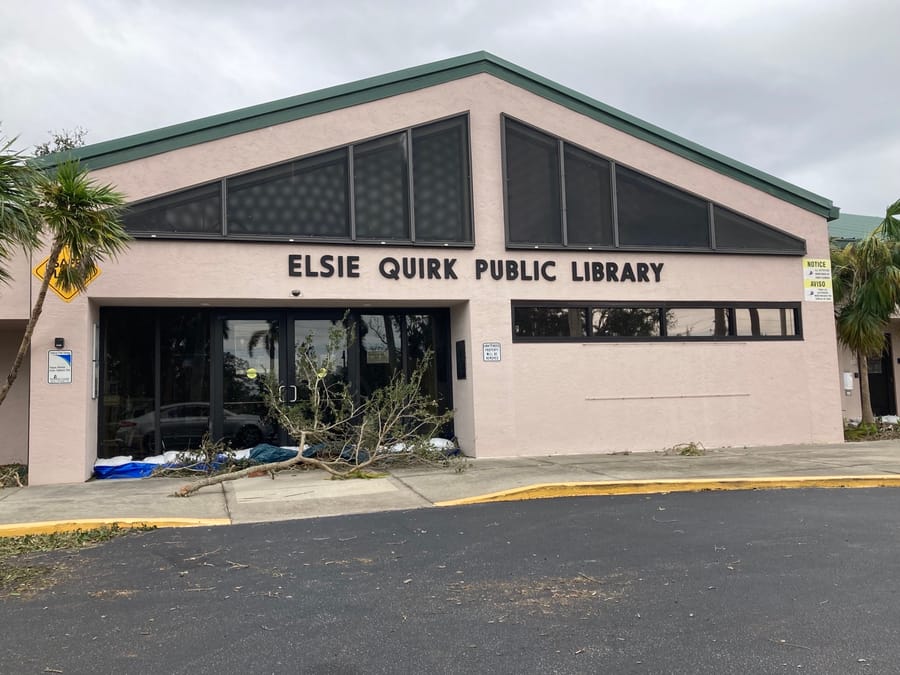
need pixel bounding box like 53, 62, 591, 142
511, 302, 802, 342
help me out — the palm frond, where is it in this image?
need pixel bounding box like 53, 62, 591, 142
830, 229, 900, 356
33, 160, 130, 293
0, 137, 42, 283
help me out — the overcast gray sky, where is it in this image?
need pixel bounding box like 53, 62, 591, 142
2, 0, 896, 216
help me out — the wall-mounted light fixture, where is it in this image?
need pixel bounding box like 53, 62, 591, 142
842, 372, 854, 397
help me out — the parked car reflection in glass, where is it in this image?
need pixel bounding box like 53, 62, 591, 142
115, 402, 273, 455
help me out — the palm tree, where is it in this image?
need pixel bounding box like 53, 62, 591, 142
0, 137, 41, 284
831, 198, 900, 425
0, 160, 130, 408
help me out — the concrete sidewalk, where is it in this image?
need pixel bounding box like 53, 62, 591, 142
3, 440, 900, 535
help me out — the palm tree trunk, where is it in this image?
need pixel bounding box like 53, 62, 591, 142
714, 308, 727, 336
0, 240, 63, 408
749, 308, 761, 336
857, 351, 875, 425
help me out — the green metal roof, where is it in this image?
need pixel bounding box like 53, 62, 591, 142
828, 213, 882, 243
36, 51, 839, 220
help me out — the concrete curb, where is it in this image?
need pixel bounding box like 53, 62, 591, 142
0, 517, 232, 538
433, 475, 900, 506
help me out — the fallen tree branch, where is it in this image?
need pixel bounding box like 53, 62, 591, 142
175, 431, 309, 497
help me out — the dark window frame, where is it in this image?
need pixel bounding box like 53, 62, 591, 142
99, 306, 454, 458
510, 300, 803, 343
122, 113, 475, 248
501, 115, 807, 256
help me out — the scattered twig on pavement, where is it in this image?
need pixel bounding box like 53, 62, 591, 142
768, 638, 812, 650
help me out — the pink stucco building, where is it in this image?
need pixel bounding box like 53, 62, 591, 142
0, 53, 845, 485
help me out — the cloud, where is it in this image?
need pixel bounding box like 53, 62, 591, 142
1, 0, 896, 215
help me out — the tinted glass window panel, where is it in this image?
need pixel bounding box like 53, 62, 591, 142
354, 133, 410, 240
227, 149, 349, 238
293, 318, 349, 417
505, 120, 562, 244
735, 307, 797, 336
591, 307, 661, 337
219, 318, 281, 448
100, 309, 156, 458
158, 310, 211, 452
124, 183, 222, 235
406, 314, 438, 401
412, 118, 472, 242
714, 206, 805, 253
159, 310, 210, 409
513, 306, 587, 337
666, 307, 730, 337
358, 313, 403, 397
564, 146, 614, 246
616, 166, 710, 248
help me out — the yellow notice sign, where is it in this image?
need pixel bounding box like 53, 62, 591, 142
33, 248, 101, 303
803, 258, 832, 279
804, 277, 833, 290
802, 258, 833, 302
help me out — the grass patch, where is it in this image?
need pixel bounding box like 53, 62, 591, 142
0, 524, 153, 597
844, 423, 900, 442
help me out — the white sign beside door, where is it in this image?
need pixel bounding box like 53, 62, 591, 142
48, 350, 73, 384
482, 342, 501, 362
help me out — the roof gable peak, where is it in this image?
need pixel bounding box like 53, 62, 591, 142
37, 51, 837, 220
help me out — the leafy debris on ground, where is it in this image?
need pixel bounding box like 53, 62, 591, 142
0, 464, 27, 488
844, 423, 900, 442
0, 525, 154, 597
662, 442, 707, 456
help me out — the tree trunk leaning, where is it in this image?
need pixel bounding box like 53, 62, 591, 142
0, 241, 63, 408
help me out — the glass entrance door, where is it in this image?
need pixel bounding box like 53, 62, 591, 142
217, 317, 281, 448
212, 309, 451, 448
214, 313, 349, 448
290, 315, 350, 418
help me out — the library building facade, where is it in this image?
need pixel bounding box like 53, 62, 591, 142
0, 53, 845, 484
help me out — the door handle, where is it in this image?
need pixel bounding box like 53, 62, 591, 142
288, 385, 298, 403
278, 384, 286, 402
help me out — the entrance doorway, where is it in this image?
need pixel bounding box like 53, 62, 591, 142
213, 310, 451, 446
214, 312, 346, 447
98, 307, 451, 458
867, 335, 896, 417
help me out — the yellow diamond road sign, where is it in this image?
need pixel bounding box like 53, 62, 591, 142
32, 248, 101, 303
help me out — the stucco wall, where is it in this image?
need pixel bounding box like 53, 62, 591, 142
24, 72, 845, 483
27, 281, 95, 484
0, 325, 29, 465
0, 251, 32, 321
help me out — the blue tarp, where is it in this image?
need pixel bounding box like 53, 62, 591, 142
93, 462, 171, 479
249, 444, 298, 463
94, 438, 459, 478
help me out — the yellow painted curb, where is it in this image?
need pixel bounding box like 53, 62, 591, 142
434, 475, 900, 507
0, 517, 231, 538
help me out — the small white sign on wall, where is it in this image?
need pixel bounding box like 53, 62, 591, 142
482, 342, 501, 362
48, 350, 73, 384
